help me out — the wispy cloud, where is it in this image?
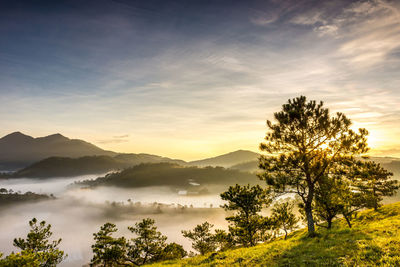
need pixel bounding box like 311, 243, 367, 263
314, 25, 338, 37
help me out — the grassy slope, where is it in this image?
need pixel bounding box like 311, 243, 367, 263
150, 202, 400, 266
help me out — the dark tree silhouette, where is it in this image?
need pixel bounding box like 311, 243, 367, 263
182, 222, 217, 255
127, 218, 167, 265
91, 223, 127, 267
157, 242, 187, 261
10, 218, 66, 266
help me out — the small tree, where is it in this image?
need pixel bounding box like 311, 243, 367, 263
313, 175, 349, 229
91, 223, 127, 267
220, 184, 272, 247
259, 96, 368, 235
340, 187, 367, 228
127, 218, 167, 265
351, 160, 399, 211
12, 218, 66, 266
213, 229, 234, 251
271, 201, 299, 239
182, 222, 216, 255
157, 242, 187, 261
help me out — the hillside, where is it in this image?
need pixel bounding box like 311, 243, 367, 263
0, 190, 54, 207
0, 132, 115, 170
230, 160, 259, 173
189, 150, 259, 168
150, 202, 400, 266
78, 162, 259, 189
13, 156, 121, 178
12, 154, 186, 178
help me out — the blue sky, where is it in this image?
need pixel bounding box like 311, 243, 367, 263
1, 0, 400, 160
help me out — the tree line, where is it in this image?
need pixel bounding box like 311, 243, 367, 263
0, 96, 398, 266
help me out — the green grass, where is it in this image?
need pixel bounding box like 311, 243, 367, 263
149, 202, 400, 266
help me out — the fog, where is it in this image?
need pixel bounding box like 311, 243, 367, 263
0, 176, 228, 266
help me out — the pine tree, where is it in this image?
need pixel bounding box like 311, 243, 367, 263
157, 243, 187, 261
313, 174, 349, 229
127, 218, 167, 265
213, 229, 234, 251
259, 96, 368, 235
220, 184, 272, 246
12, 218, 66, 266
182, 222, 217, 255
271, 201, 298, 239
351, 160, 399, 211
91, 223, 127, 267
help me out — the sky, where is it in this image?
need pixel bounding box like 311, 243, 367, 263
0, 0, 400, 160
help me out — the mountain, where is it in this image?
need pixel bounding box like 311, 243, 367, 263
13, 156, 121, 178
11, 154, 187, 178
150, 202, 400, 266
189, 150, 259, 168
0, 132, 115, 170
114, 153, 186, 166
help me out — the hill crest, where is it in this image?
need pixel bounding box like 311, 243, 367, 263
189, 150, 259, 168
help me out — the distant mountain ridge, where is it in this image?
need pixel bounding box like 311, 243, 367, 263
0, 131, 261, 174
0, 132, 115, 170
4, 149, 257, 178
189, 150, 259, 168
13, 154, 186, 178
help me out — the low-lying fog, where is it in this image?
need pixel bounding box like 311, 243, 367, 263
0, 175, 228, 266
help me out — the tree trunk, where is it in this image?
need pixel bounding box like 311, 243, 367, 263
142, 250, 149, 265
344, 214, 352, 228
305, 185, 315, 235
305, 207, 315, 235
327, 219, 332, 229
304, 175, 315, 236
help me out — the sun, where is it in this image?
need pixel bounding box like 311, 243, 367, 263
321, 143, 329, 150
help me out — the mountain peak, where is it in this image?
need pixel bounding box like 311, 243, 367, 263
0, 132, 34, 142
41, 133, 69, 141
230, 149, 258, 155
189, 149, 259, 168
0, 132, 116, 170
